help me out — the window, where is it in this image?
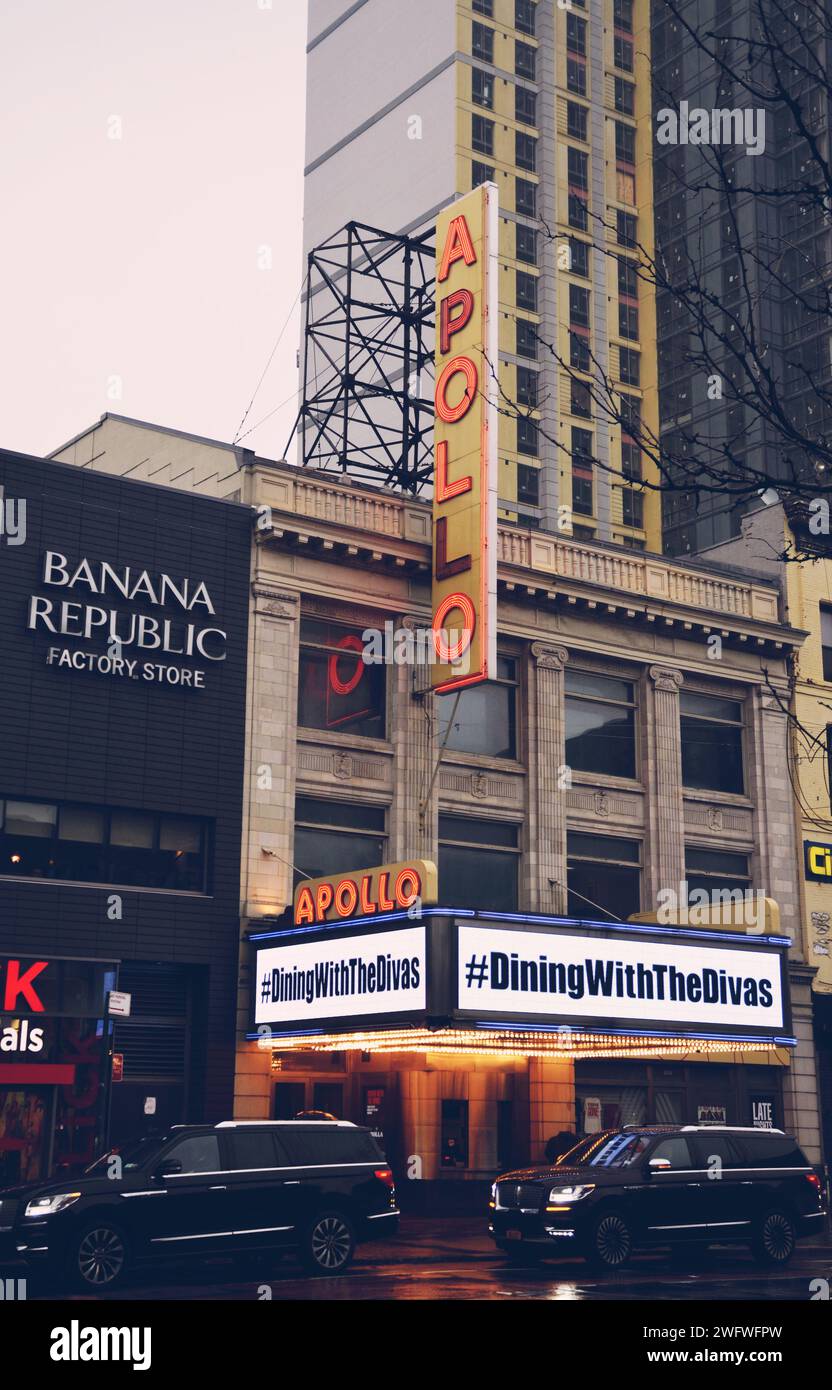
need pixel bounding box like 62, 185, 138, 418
569, 283, 590, 327
473, 160, 494, 188
650, 1137, 694, 1170
567, 57, 587, 95
567, 832, 641, 921
515, 41, 536, 80
293, 797, 386, 887
685, 847, 751, 898
568, 194, 588, 230
822, 607, 832, 680
277, 1128, 382, 1166
226, 1132, 280, 1171
617, 210, 637, 248
619, 392, 641, 434
570, 332, 591, 372
569, 236, 590, 276
622, 439, 641, 478
516, 177, 537, 216
614, 0, 633, 32
567, 146, 589, 190
516, 269, 537, 310
441, 1100, 469, 1168
619, 346, 640, 385
566, 14, 587, 56
516, 224, 538, 264
565, 669, 637, 778
618, 256, 638, 298
566, 101, 588, 141
614, 35, 634, 71
515, 0, 536, 36
680, 691, 745, 794
0, 797, 209, 891
298, 618, 386, 739
517, 413, 539, 454
473, 0, 493, 13
572, 469, 594, 516
164, 1134, 221, 1174
515, 86, 537, 126
439, 815, 520, 910
472, 114, 494, 156
472, 67, 494, 109
517, 318, 538, 358
517, 365, 538, 406
615, 77, 635, 115
437, 656, 518, 758
517, 463, 540, 505
516, 131, 537, 171
615, 121, 636, 165
619, 303, 639, 339
741, 1135, 805, 1167
621, 487, 644, 528
571, 379, 592, 418
472, 21, 494, 63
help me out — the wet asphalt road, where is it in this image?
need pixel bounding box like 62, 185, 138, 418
25, 1218, 832, 1302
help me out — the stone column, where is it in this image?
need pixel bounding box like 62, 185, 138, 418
644, 665, 685, 912
528, 1057, 575, 1164
528, 643, 570, 913
389, 615, 438, 863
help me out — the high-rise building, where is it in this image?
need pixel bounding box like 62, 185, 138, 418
302, 0, 662, 547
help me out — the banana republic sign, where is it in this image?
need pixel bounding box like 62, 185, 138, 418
26, 551, 228, 689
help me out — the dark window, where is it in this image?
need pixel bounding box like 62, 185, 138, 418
619, 346, 640, 384
517, 318, 538, 358
690, 1135, 743, 1170
515, 40, 536, 80
567, 832, 641, 921
740, 1136, 806, 1167
515, 86, 537, 125
571, 378, 592, 417
822, 607, 832, 680
515, 0, 536, 36
299, 618, 386, 739
622, 439, 641, 478
473, 160, 494, 188
439, 815, 520, 911
614, 77, 635, 115
436, 657, 518, 758
441, 1100, 469, 1168
516, 177, 537, 216
650, 1137, 694, 1169
685, 846, 751, 898
615, 121, 636, 165
516, 224, 538, 264
569, 283, 590, 327
517, 365, 538, 406
566, 14, 587, 55
614, 0, 633, 32
566, 101, 588, 141
517, 463, 540, 505
567, 57, 587, 94
614, 35, 634, 71
617, 210, 637, 248
618, 256, 638, 298
516, 131, 537, 171
572, 426, 593, 460
517, 412, 539, 453
293, 797, 386, 887
569, 237, 590, 277
567, 146, 589, 190
473, 0, 493, 13
619, 392, 641, 434
276, 1128, 382, 1166
568, 194, 588, 230
165, 1134, 221, 1174
472, 114, 494, 156
680, 691, 744, 794
516, 269, 538, 310
0, 797, 209, 892
472, 67, 494, 109
226, 1132, 280, 1171
621, 488, 644, 528
570, 332, 591, 372
472, 21, 495, 63
572, 470, 594, 516
565, 669, 637, 778
619, 303, 639, 339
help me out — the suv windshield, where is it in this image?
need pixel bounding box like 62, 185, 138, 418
85, 1133, 169, 1175
578, 1133, 652, 1168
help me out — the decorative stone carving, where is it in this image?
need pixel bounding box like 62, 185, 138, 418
333, 752, 354, 781
648, 665, 684, 693
593, 791, 610, 818
531, 642, 569, 671
471, 772, 489, 800
707, 806, 724, 831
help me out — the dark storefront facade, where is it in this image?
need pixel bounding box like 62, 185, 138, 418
0, 449, 250, 1177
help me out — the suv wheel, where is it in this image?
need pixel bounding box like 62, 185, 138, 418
752, 1210, 796, 1267
70, 1219, 129, 1291
588, 1210, 633, 1271
300, 1210, 356, 1276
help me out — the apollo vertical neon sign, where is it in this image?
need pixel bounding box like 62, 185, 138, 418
431, 185, 498, 693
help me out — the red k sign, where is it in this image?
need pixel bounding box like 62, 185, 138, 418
1, 959, 48, 1012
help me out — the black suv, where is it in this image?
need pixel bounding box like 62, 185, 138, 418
489, 1125, 826, 1270
4, 1120, 399, 1290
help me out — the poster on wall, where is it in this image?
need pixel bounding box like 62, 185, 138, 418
751, 1095, 776, 1129
697, 1104, 727, 1125
583, 1097, 602, 1134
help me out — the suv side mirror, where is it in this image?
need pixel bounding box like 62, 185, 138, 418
155, 1160, 182, 1180
648, 1157, 671, 1174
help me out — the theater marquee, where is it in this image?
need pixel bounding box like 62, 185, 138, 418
431, 186, 498, 694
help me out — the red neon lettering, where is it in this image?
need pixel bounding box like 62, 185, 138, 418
435, 516, 472, 581
435, 356, 478, 425
378, 872, 395, 912
295, 887, 315, 926
435, 441, 472, 503
3, 960, 47, 1012
440, 289, 474, 354
334, 879, 358, 918
359, 876, 377, 915
315, 883, 334, 922
438, 214, 477, 283
394, 869, 421, 909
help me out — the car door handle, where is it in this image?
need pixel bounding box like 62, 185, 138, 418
283, 1180, 301, 1186
686, 1182, 703, 1188
209, 1185, 227, 1191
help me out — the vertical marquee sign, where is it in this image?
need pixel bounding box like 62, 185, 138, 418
431, 185, 499, 693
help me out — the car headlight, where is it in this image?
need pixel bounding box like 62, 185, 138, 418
490, 1182, 497, 1199
24, 1192, 82, 1217
547, 1184, 595, 1203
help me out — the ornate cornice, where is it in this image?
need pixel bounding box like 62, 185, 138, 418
649, 665, 684, 693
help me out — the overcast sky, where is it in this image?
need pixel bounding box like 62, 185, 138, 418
0, 0, 308, 460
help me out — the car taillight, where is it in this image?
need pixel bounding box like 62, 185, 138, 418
805, 1172, 823, 1194
374, 1168, 395, 1190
